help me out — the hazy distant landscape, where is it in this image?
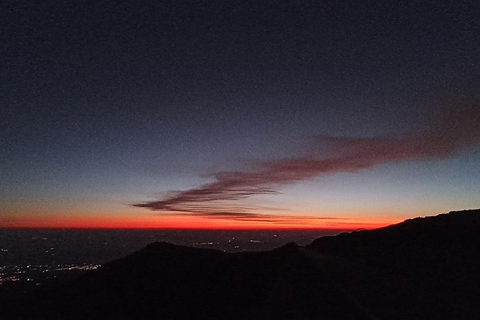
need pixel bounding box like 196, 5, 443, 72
0, 229, 337, 285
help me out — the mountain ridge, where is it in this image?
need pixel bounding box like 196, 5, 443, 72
5, 209, 480, 320
306, 209, 480, 319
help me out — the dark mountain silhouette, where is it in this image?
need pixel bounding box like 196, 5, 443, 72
307, 209, 480, 319
47, 242, 372, 320
5, 209, 480, 319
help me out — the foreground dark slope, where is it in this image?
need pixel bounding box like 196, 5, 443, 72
9, 209, 479, 320
49, 242, 370, 320
307, 209, 480, 319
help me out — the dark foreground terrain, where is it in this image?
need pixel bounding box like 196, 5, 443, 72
3, 209, 479, 319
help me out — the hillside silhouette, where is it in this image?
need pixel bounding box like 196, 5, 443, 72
47, 242, 372, 320
307, 209, 480, 319
5, 209, 480, 319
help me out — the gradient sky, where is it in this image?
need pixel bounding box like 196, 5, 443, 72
1, 0, 480, 229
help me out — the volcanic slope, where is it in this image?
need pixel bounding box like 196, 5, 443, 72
307, 209, 480, 320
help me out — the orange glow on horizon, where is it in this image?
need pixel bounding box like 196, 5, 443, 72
0, 213, 402, 230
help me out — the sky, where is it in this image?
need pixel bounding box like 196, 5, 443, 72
1, 0, 480, 230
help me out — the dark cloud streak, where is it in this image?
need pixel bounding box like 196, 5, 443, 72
134, 105, 480, 216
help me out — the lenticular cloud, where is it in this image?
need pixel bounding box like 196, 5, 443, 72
134, 105, 480, 216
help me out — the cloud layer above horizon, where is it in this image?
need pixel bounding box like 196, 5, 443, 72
134, 105, 480, 218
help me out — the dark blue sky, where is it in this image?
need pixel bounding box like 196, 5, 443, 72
2, 0, 479, 228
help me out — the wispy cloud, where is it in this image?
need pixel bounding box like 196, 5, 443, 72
134, 105, 480, 217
